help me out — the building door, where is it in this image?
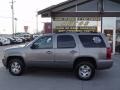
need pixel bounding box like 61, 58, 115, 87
104, 29, 113, 51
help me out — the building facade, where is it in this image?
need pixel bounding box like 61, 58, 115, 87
38, 0, 120, 54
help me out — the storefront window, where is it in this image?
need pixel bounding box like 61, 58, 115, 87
102, 17, 120, 53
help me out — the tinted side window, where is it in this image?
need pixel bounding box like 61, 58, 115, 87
57, 35, 76, 48
33, 36, 53, 49
79, 35, 106, 48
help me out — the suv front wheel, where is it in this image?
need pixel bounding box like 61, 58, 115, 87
8, 59, 25, 76
75, 62, 95, 80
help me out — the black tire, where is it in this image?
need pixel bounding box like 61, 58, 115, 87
0, 42, 3, 46
74, 62, 95, 80
8, 58, 25, 76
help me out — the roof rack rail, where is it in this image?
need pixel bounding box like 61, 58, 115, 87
54, 31, 99, 33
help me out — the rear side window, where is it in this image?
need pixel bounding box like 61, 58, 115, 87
57, 35, 76, 48
79, 35, 106, 48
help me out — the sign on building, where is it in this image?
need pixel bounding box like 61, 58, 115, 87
52, 17, 100, 33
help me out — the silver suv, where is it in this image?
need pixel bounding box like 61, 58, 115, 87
2, 33, 113, 80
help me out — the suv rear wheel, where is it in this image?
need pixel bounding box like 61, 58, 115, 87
75, 62, 95, 80
8, 59, 25, 76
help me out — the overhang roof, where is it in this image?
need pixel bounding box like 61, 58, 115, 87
38, 0, 89, 15
38, 0, 74, 14
38, 0, 120, 17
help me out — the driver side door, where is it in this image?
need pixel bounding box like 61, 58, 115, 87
27, 35, 54, 66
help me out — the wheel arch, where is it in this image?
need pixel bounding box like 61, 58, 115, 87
73, 56, 97, 69
6, 56, 25, 68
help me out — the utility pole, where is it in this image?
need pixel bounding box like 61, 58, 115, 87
36, 13, 38, 34
15, 18, 17, 34
10, 0, 15, 38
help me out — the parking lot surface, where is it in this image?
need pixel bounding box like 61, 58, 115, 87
0, 45, 120, 90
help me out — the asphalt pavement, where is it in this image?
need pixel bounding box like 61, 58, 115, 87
0, 45, 120, 90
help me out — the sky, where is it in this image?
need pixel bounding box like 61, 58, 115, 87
0, 0, 66, 34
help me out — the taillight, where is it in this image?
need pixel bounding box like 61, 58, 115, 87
106, 48, 112, 60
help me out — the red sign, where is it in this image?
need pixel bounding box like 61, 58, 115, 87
44, 23, 52, 33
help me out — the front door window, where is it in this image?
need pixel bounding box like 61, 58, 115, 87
33, 36, 53, 49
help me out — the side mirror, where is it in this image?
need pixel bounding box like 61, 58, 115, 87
31, 43, 39, 49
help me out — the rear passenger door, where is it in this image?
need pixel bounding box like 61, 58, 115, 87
54, 35, 79, 68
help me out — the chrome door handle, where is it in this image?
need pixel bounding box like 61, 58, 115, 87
46, 51, 52, 54
70, 50, 77, 54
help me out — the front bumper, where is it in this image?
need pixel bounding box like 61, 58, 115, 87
2, 57, 7, 68
96, 60, 113, 70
